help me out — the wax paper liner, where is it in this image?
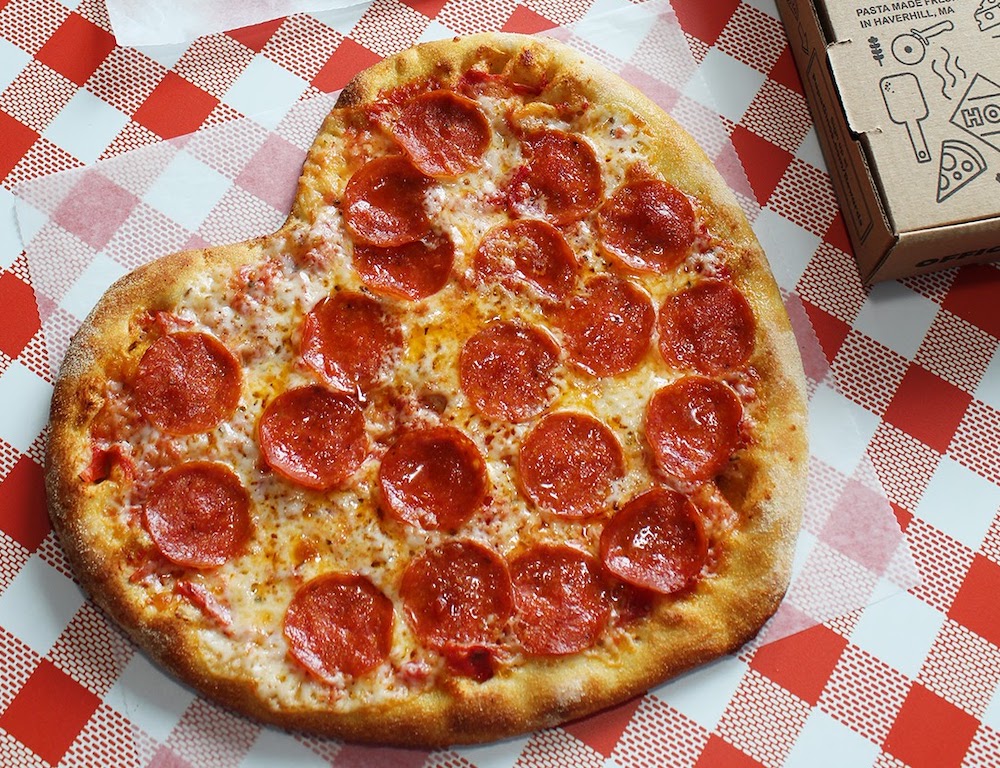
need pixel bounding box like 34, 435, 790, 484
14, 1, 920, 764
106, 0, 370, 47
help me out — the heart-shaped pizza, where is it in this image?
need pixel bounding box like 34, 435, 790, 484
46, 33, 807, 746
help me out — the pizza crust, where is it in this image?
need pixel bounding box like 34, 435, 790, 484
46, 32, 807, 746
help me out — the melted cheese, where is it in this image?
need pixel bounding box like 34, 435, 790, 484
99, 85, 748, 711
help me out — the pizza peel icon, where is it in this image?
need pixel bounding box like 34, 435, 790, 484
882, 73, 932, 163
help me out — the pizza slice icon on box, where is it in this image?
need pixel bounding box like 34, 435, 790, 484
937, 139, 987, 202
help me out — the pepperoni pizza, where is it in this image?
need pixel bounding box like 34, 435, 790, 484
46, 33, 808, 746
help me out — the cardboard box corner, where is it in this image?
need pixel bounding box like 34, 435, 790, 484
775, 0, 1000, 284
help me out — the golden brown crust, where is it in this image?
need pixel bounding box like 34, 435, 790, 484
45, 239, 277, 719
46, 32, 807, 747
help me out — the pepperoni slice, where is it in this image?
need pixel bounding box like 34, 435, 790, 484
133, 332, 240, 435
600, 487, 707, 594
510, 545, 609, 655
300, 291, 402, 393
284, 573, 393, 681
81, 441, 133, 484
174, 580, 232, 628
400, 541, 514, 650
551, 275, 654, 377
608, 579, 656, 625
657, 280, 756, 375
474, 219, 579, 301
507, 130, 603, 225
518, 412, 624, 518
258, 385, 368, 490
144, 462, 251, 568
379, 426, 488, 531
352, 234, 454, 301
645, 376, 743, 483
598, 179, 696, 272
344, 156, 433, 247
459, 321, 560, 422
391, 90, 492, 178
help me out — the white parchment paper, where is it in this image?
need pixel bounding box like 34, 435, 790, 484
106, 0, 370, 46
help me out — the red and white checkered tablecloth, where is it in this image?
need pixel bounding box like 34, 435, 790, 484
0, 1, 997, 766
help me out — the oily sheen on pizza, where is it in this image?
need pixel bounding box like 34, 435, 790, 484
46, 33, 808, 746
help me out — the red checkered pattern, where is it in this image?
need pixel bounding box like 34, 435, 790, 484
0, 659, 101, 765
0, 60, 76, 134
952, 402, 1000, 486
615, 696, 710, 766
133, 72, 221, 139
1, 1, 998, 766
0, 457, 49, 552
35, 12, 115, 86
884, 683, 981, 768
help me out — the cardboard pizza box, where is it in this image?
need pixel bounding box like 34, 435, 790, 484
775, 0, 1000, 283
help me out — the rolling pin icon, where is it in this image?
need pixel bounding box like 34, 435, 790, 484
881, 73, 931, 163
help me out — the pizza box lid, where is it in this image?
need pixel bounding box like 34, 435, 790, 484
776, 0, 1000, 283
